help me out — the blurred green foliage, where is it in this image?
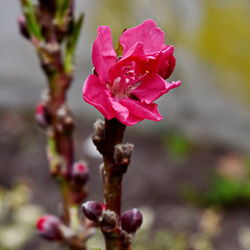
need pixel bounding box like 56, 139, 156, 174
198, 175, 250, 206
183, 155, 250, 207
163, 132, 192, 159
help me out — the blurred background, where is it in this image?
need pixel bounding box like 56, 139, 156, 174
0, 0, 250, 249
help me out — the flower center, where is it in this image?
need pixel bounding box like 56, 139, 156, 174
108, 62, 148, 99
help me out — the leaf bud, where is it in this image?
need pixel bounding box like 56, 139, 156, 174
101, 210, 118, 232
92, 119, 105, 145
114, 143, 134, 166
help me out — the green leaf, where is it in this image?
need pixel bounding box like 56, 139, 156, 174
64, 13, 84, 72
55, 0, 71, 26
20, 0, 43, 40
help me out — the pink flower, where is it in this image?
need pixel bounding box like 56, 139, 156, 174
83, 19, 181, 126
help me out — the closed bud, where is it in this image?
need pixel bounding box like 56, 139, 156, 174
71, 161, 89, 185
17, 16, 30, 39
81, 201, 105, 222
121, 208, 143, 234
114, 143, 134, 166
101, 210, 117, 232
36, 215, 63, 241
35, 103, 50, 128
92, 119, 105, 144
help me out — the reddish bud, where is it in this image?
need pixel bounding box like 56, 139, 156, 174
35, 103, 50, 128
17, 16, 30, 39
121, 208, 143, 233
81, 201, 105, 222
36, 215, 63, 241
71, 162, 89, 185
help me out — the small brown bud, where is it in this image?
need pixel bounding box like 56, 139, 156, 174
101, 210, 118, 232
92, 119, 105, 144
114, 143, 134, 166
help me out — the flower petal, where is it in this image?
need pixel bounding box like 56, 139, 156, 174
124, 114, 144, 126
157, 46, 176, 79
92, 26, 117, 82
82, 74, 114, 119
120, 98, 163, 122
109, 98, 129, 123
108, 97, 143, 126
119, 19, 164, 55
108, 42, 147, 83
131, 74, 181, 104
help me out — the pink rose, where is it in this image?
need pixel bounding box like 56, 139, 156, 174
82, 19, 181, 126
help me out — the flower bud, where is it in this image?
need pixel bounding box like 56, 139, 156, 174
81, 201, 105, 222
17, 16, 30, 39
36, 215, 63, 241
121, 208, 143, 234
71, 161, 89, 185
35, 103, 50, 128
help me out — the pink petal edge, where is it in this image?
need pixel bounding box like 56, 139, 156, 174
92, 26, 117, 82
119, 19, 165, 55
82, 74, 114, 120
121, 98, 163, 122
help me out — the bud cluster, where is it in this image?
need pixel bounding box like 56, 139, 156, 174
81, 201, 142, 235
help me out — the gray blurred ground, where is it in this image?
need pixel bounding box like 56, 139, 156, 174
0, 0, 250, 151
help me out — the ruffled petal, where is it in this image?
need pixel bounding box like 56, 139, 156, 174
82, 74, 114, 119
109, 97, 129, 123
108, 42, 147, 83
131, 74, 181, 104
119, 19, 164, 55
108, 97, 143, 126
120, 98, 163, 122
123, 113, 144, 126
92, 26, 117, 82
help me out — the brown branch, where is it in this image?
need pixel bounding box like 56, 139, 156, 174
93, 119, 134, 250
19, 1, 88, 249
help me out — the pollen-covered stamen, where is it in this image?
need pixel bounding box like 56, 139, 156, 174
109, 62, 149, 99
